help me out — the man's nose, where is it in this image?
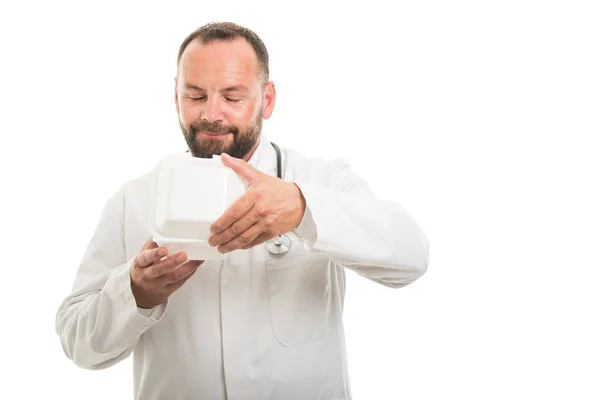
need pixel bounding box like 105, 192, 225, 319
201, 96, 224, 123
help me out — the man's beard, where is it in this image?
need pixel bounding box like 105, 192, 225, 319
180, 114, 262, 159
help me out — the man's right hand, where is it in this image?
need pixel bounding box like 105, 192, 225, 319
130, 237, 204, 309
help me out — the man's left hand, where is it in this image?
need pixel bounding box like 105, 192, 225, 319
208, 153, 306, 253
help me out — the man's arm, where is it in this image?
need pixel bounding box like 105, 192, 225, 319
208, 154, 428, 288
55, 188, 166, 370
292, 158, 429, 288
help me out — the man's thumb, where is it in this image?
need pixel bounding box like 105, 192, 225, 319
221, 153, 263, 186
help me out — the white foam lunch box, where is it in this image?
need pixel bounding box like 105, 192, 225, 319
148, 152, 247, 260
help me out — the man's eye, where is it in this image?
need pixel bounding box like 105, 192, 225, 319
190, 96, 206, 101
225, 98, 241, 103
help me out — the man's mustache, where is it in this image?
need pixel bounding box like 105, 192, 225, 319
189, 121, 239, 135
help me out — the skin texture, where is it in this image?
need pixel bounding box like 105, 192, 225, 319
209, 153, 306, 253
175, 38, 275, 160
131, 238, 204, 309
130, 37, 306, 308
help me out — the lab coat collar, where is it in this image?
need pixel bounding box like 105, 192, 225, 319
247, 132, 278, 178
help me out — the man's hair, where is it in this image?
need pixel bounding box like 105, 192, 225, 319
177, 21, 270, 86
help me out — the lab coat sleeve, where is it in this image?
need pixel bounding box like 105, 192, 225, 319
55, 186, 167, 370
292, 159, 429, 288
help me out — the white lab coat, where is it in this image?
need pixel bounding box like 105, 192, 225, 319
55, 134, 429, 400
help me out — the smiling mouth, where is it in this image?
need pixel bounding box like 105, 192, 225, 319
198, 131, 230, 137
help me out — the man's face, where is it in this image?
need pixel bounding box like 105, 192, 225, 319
175, 38, 275, 159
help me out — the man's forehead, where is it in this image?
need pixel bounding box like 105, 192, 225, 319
179, 38, 260, 78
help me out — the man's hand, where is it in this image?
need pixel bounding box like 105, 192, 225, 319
208, 153, 306, 253
130, 237, 204, 309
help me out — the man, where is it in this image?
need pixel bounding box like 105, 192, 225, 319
56, 21, 429, 400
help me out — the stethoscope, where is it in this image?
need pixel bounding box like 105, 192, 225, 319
265, 142, 292, 255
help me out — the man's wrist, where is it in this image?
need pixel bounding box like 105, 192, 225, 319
293, 183, 306, 228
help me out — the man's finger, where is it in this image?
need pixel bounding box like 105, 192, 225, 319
241, 232, 272, 250
148, 252, 188, 278
165, 264, 200, 292
221, 153, 265, 186
137, 246, 167, 268
208, 204, 261, 247
210, 192, 255, 235
143, 236, 159, 250
163, 260, 203, 285
218, 223, 265, 253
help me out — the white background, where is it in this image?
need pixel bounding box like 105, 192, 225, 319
1, 0, 599, 399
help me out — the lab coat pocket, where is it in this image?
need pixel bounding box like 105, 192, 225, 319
265, 253, 332, 346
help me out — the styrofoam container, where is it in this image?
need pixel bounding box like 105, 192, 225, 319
149, 153, 247, 260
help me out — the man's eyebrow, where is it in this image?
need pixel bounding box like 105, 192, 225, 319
184, 84, 205, 91
183, 84, 249, 94
222, 85, 249, 93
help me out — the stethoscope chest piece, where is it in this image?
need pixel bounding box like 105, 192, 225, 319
266, 234, 291, 254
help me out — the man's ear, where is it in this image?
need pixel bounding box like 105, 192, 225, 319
174, 77, 179, 114
262, 81, 276, 120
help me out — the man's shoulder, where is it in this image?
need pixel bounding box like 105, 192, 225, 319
104, 169, 154, 206
122, 170, 154, 193
118, 152, 186, 197
283, 146, 352, 181
281, 145, 372, 194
